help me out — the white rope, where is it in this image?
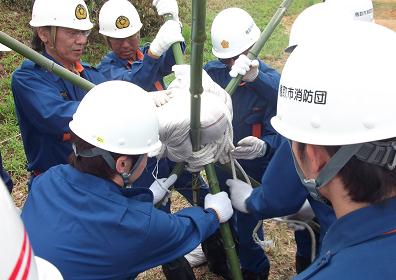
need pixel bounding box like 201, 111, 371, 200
156, 65, 242, 173
252, 218, 317, 262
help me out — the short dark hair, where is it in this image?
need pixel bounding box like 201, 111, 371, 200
297, 139, 396, 204
68, 132, 120, 180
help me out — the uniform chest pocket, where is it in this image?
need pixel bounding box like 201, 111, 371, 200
59, 90, 71, 101
244, 109, 265, 138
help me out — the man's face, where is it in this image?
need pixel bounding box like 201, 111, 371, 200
108, 33, 140, 60
41, 27, 90, 67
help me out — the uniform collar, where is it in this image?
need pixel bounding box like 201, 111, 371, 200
127, 49, 144, 65
321, 196, 396, 255
40, 52, 84, 78
108, 49, 144, 66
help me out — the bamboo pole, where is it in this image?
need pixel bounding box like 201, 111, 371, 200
217, 0, 293, 185
164, 14, 185, 65
225, 0, 293, 95
190, 0, 242, 279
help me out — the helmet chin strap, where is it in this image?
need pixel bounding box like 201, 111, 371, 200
72, 144, 145, 188
289, 141, 363, 205
120, 154, 145, 189
50, 26, 57, 49
289, 140, 396, 205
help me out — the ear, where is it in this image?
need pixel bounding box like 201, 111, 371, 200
305, 145, 331, 176
115, 155, 132, 174
37, 27, 50, 44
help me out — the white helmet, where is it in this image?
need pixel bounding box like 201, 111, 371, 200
285, 2, 354, 53
326, 0, 374, 22
0, 179, 63, 280
211, 8, 260, 59
285, 0, 374, 53
272, 21, 396, 146
69, 81, 162, 156
30, 0, 93, 30
99, 0, 143, 38
0, 43, 10, 51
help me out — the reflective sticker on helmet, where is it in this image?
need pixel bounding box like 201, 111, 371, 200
354, 8, 373, 18
116, 16, 130, 29
75, 4, 88, 20
221, 40, 229, 49
245, 22, 254, 35
96, 136, 105, 144
279, 84, 327, 105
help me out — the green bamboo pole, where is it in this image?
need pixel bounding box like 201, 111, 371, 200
162, 12, 205, 206
0, 31, 94, 92
217, 0, 293, 185
190, 0, 242, 279
164, 14, 184, 65
225, 0, 293, 95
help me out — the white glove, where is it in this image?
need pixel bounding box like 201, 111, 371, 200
151, 90, 175, 107
226, 179, 253, 213
149, 174, 177, 204
149, 20, 184, 57
232, 136, 267, 160
152, 0, 179, 21
229, 54, 259, 82
284, 200, 315, 222
204, 192, 233, 223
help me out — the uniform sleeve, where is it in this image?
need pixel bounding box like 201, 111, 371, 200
156, 42, 186, 76
11, 68, 79, 136
246, 140, 308, 220
134, 206, 219, 272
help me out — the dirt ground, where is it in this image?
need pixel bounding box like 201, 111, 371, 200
375, 0, 396, 30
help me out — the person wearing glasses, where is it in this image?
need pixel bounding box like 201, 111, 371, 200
11, 0, 107, 184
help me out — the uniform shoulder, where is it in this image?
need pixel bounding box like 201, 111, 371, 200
204, 59, 226, 71
259, 60, 280, 74
81, 62, 101, 72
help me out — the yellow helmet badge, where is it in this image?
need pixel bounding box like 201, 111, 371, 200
95, 136, 105, 144
75, 4, 87, 20
116, 16, 130, 29
221, 40, 229, 49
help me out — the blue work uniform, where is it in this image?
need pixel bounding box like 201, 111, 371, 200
97, 44, 184, 92
11, 53, 107, 175
203, 59, 282, 274
246, 140, 336, 259
293, 197, 396, 280
97, 44, 181, 201
21, 164, 219, 280
0, 151, 13, 193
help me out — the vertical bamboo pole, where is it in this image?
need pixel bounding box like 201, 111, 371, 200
190, 1, 242, 279
164, 14, 185, 65
225, 0, 293, 95
163, 12, 203, 205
